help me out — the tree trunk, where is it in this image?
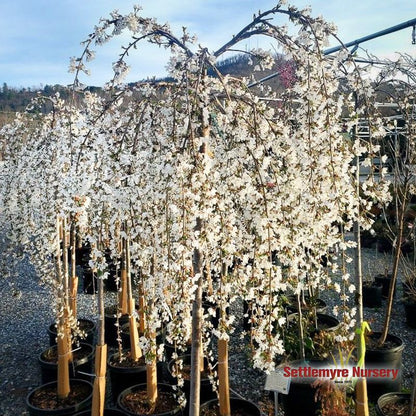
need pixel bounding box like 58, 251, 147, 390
56, 215, 70, 399
378, 207, 404, 346
218, 339, 231, 416
354, 218, 369, 416
69, 221, 78, 318
189, 245, 203, 416
92, 274, 106, 416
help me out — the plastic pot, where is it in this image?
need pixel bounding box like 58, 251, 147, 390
26, 379, 93, 416
74, 409, 128, 416
39, 343, 94, 384
200, 398, 261, 416
365, 332, 404, 401
404, 301, 416, 328
376, 392, 410, 416
48, 319, 96, 346
374, 274, 396, 298
108, 351, 147, 403
167, 354, 216, 411
104, 305, 129, 347
276, 360, 322, 416
363, 282, 383, 308
117, 383, 183, 416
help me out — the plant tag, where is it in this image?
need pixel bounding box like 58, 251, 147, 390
264, 369, 291, 394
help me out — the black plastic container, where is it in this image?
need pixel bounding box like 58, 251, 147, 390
47, 319, 96, 347
168, 354, 216, 414
108, 351, 147, 403
404, 301, 416, 328
363, 282, 383, 308
104, 305, 129, 347
365, 332, 404, 401
117, 383, 183, 416
374, 274, 396, 298
376, 392, 410, 416
200, 398, 261, 416
26, 379, 93, 416
74, 409, 128, 416
38, 343, 94, 384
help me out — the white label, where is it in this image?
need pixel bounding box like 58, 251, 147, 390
264, 369, 291, 394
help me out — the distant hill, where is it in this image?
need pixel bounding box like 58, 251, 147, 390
0, 53, 293, 127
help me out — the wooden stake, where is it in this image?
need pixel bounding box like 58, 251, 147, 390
120, 268, 128, 315
218, 338, 231, 416
57, 329, 70, 399
355, 378, 369, 416
128, 298, 142, 360
92, 344, 107, 416
147, 357, 158, 407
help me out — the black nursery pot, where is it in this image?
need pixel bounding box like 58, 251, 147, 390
277, 360, 322, 416
38, 343, 94, 384
365, 332, 404, 402
404, 301, 416, 328
168, 354, 216, 411
82, 267, 97, 294
117, 383, 183, 416
374, 274, 396, 298
104, 305, 130, 347
26, 379, 93, 416
74, 410, 128, 416
376, 392, 410, 416
200, 398, 261, 416
363, 282, 383, 308
108, 351, 147, 403
48, 319, 96, 346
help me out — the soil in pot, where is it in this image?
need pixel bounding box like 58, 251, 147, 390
376, 392, 410, 416
363, 282, 383, 308
108, 350, 147, 403
26, 379, 93, 416
200, 398, 261, 416
117, 383, 182, 416
48, 319, 96, 346
365, 332, 404, 401
39, 343, 94, 384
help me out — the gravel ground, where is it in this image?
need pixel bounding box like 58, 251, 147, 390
0, 244, 414, 416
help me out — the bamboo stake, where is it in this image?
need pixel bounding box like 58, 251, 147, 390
92, 344, 107, 416
57, 331, 71, 399
56, 215, 70, 399
146, 331, 158, 407
125, 232, 142, 360
61, 217, 73, 362
120, 268, 129, 315
138, 281, 146, 334
218, 339, 231, 416
353, 139, 369, 416
69, 221, 78, 318
92, 236, 107, 416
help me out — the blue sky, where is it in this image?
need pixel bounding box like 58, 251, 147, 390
1, 0, 415, 88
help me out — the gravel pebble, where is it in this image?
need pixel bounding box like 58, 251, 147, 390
0, 245, 414, 416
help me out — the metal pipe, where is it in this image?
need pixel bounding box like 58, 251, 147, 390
324, 17, 416, 55
248, 17, 416, 88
